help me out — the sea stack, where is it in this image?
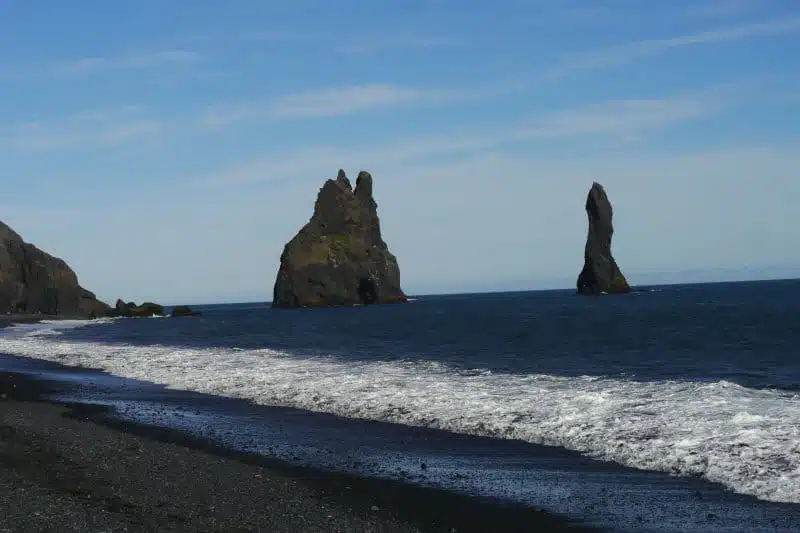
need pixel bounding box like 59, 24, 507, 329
0, 220, 111, 316
576, 182, 631, 295
272, 169, 407, 308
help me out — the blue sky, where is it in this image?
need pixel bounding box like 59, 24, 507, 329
1, 0, 799, 304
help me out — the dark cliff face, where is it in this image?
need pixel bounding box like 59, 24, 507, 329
0, 221, 111, 316
272, 169, 407, 308
576, 182, 631, 295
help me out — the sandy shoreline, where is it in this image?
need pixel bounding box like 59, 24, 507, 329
0, 370, 593, 532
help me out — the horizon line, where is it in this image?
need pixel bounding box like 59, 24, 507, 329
152, 274, 800, 307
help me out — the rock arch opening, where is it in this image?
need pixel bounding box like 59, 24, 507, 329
357, 277, 378, 305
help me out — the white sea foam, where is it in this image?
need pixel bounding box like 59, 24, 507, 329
1, 320, 798, 504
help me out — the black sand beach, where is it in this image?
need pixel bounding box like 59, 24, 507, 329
0, 370, 593, 533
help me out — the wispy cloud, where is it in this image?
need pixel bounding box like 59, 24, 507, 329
0, 48, 201, 81
337, 35, 463, 54
385, 92, 728, 159
4, 82, 497, 151
517, 91, 731, 140
4, 106, 165, 151
234, 29, 462, 54
198, 84, 499, 128
549, 17, 800, 76
237, 31, 308, 42
684, 0, 759, 19
4, 82, 735, 155
199, 90, 732, 187
271, 85, 432, 118
55, 49, 200, 75
558, 5, 617, 23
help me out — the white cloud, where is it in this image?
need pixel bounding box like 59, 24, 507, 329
271, 85, 473, 118
197, 83, 501, 128
54, 50, 200, 75
235, 29, 462, 54
1, 83, 734, 155
684, 0, 759, 19
14, 122, 161, 151
337, 35, 463, 54
548, 17, 800, 76
3, 83, 494, 152
6, 83, 482, 152
200, 85, 421, 126
4, 106, 165, 151
237, 31, 301, 42
518, 91, 731, 138
198, 90, 731, 187
193, 134, 508, 188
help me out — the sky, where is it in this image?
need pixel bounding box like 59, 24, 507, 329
1, 0, 799, 304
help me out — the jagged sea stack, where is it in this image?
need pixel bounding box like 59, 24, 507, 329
0, 221, 111, 316
272, 169, 408, 308
576, 182, 631, 295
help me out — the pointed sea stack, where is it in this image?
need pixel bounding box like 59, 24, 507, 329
576, 182, 631, 295
0, 220, 111, 316
272, 169, 407, 308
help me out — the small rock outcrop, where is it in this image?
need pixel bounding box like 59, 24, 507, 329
108, 300, 199, 318
170, 305, 201, 317
272, 169, 407, 308
0, 220, 111, 316
576, 182, 630, 295
111, 299, 165, 317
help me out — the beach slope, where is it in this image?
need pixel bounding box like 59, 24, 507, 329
0, 372, 590, 533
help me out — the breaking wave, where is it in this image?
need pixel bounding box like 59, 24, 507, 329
1, 320, 798, 504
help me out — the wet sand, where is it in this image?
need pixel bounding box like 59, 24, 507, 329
0, 371, 593, 533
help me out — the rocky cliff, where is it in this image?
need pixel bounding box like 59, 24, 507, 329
0, 221, 110, 316
576, 182, 631, 295
272, 169, 407, 308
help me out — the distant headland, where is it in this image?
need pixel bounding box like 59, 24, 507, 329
0, 220, 199, 321
0, 220, 110, 317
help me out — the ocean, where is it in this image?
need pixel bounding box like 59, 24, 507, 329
1, 279, 799, 532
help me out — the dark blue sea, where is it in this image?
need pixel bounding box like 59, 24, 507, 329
2, 279, 799, 532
